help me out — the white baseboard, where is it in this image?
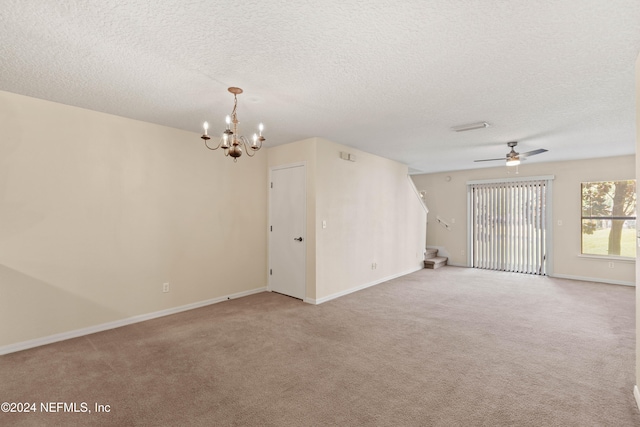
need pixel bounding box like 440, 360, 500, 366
635, 385, 640, 411
309, 266, 423, 305
0, 286, 266, 356
550, 273, 635, 287
445, 262, 468, 268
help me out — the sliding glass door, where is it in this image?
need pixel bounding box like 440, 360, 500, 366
468, 177, 552, 275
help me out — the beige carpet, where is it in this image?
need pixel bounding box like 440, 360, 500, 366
1, 267, 638, 426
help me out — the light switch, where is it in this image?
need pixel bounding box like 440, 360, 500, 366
322, 220, 327, 229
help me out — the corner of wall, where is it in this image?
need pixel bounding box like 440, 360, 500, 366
634, 51, 640, 407
313, 139, 427, 300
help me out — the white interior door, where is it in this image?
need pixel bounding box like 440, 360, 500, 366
269, 164, 306, 300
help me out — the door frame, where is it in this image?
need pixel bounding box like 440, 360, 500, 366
268, 162, 307, 299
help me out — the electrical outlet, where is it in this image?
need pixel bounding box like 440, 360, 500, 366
608, 262, 614, 269
162, 282, 170, 293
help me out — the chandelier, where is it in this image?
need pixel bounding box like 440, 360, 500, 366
201, 87, 265, 161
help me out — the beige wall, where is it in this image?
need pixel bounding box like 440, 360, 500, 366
412, 155, 635, 285
268, 138, 427, 303
0, 90, 268, 348
1, 93, 427, 351
314, 140, 427, 300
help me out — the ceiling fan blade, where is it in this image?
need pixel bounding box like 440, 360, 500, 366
520, 148, 548, 158
474, 158, 506, 162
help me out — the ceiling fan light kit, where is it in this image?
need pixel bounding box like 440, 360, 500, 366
475, 141, 548, 167
451, 121, 490, 132
505, 141, 520, 167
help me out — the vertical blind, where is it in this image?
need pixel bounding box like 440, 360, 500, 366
470, 179, 547, 275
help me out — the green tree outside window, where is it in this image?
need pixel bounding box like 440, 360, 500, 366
581, 180, 636, 257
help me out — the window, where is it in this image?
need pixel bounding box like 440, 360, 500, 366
581, 180, 636, 257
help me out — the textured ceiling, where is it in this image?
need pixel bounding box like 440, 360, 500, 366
1, 0, 640, 173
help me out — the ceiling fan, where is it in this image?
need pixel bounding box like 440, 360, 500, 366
474, 141, 548, 166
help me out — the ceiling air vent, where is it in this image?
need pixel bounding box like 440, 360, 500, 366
451, 122, 490, 132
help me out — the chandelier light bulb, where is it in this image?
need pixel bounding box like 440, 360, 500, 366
203, 121, 209, 135
258, 123, 264, 136
225, 115, 231, 129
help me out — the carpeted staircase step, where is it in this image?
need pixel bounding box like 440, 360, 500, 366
424, 248, 438, 258
424, 256, 448, 269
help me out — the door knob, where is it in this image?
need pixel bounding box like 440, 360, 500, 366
294, 237, 303, 242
